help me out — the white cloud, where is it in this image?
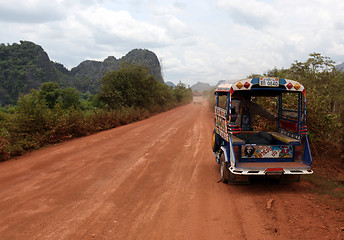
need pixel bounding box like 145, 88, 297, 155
0, 0, 66, 23
77, 7, 171, 47
217, 0, 277, 29
0, 0, 344, 86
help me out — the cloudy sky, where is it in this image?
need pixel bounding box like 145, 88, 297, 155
1, 0, 344, 86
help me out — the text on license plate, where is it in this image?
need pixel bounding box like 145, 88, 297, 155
259, 77, 279, 87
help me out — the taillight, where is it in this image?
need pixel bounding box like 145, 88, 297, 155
300, 125, 307, 134
228, 124, 241, 134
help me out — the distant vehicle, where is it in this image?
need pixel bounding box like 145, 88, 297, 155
193, 93, 203, 104
212, 77, 313, 183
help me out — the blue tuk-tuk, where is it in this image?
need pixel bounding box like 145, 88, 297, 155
212, 77, 313, 183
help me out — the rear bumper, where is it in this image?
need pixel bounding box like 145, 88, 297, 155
229, 162, 313, 176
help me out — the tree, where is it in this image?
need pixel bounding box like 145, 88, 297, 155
15, 89, 53, 149
39, 82, 61, 109
173, 81, 192, 103
99, 62, 174, 110
60, 87, 80, 109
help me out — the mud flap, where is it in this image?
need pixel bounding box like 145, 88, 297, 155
228, 173, 250, 184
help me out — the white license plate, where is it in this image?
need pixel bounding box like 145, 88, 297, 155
259, 77, 279, 87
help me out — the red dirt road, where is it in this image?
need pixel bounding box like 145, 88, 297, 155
0, 104, 343, 240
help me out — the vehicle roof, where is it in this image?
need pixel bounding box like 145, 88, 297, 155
215, 77, 305, 96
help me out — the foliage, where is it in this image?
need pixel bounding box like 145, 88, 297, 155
0, 62, 192, 161
0, 42, 191, 161
173, 81, 193, 104
39, 82, 61, 108
0, 41, 67, 105
99, 63, 191, 110
262, 53, 344, 164
254, 97, 278, 132
60, 87, 81, 109
100, 63, 154, 109
0, 128, 10, 161
0, 41, 164, 106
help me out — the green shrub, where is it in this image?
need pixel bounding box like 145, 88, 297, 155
0, 128, 10, 161
263, 53, 344, 163
0, 62, 192, 161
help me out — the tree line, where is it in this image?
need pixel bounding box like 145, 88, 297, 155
0, 63, 192, 161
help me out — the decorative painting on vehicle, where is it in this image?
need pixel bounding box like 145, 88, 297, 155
215, 106, 229, 141
242, 145, 293, 159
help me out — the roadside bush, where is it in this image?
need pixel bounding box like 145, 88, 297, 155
0, 128, 10, 161
45, 105, 86, 142
14, 90, 53, 148
0, 62, 192, 161
173, 82, 192, 104
264, 53, 344, 165
305, 87, 343, 159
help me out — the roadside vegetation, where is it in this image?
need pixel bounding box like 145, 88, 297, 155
0, 63, 192, 161
253, 53, 344, 171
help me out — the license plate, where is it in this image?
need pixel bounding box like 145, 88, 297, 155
265, 168, 284, 175
259, 77, 279, 87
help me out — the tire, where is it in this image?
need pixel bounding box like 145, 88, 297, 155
220, 153, 229, 184
212, 130, 221, 152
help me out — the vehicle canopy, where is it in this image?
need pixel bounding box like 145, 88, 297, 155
214, 76, 308, 141
215, 77, 305, 97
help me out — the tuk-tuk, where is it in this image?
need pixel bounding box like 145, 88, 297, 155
212, 77, 313, 183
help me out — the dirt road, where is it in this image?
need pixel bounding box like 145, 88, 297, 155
0, 104, 342, 240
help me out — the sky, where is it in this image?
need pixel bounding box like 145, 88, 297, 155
1, 0, 344, 86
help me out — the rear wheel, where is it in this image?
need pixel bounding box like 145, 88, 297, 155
212, 130, 220, 152
220, 153, 229, 183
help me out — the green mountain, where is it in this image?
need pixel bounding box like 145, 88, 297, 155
71, 48, 164, 94
0, 41, 68, 105
0, 41, 163, 105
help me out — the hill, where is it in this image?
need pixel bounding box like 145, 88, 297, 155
165, 81, 176, 88
190, 80, 227, 92
0, 41, 163, 105
0, 41, 68, 105
190, 82, 212, 92
71, 49, 164, 94
335, 62, 344, 71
